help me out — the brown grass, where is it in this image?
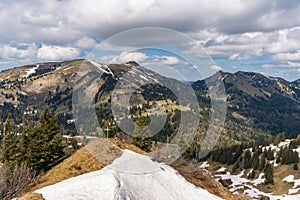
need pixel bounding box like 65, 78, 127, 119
256, 164, 300, 195
18, 146, 104, 199
18, 137, 144, 199
171, 159, 251, 200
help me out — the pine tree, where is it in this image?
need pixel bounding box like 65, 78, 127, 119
266, 148, 274, 160
243, 150, 252, 169
18, 118, 31, 164
252, 153, 259, 170
0, 114, 18, 166
232, 161, 240, 173
71, 138, 79, 150
132, 116, 152, 152
264, 163, 274, 184
102, 120, 115, 138
259, 154, 266, 171
27, 107, 64, 171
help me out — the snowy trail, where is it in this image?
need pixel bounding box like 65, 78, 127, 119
35, 150, 223, 200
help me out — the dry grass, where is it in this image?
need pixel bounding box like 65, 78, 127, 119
257, 164, 300, 195
171, 159, 251, 200
18, 145, 105, 199
109, 137, 146, 154
19, 193, 44, 200
18, 137, 145, 199
208, 160, 300, 196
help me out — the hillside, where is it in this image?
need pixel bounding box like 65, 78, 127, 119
19, 138, 242, 200
34, 150, 223, 200
201, 137, 300, 199
1, 59, 300, 143
193, 70, 300, 141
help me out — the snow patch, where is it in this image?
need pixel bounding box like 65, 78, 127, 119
251, 173, 265, 186
63, 66, 73, 71
35, 150, 222, 200
25, 65, 38, 77
217, 167, 226, 172
88, 60, 114, 76
199, 161, 210, 169
283, 175, 300, 189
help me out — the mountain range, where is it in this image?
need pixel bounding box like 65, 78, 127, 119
1, 59, 299, 142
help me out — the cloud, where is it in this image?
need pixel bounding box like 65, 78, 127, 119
210, 65, 222, 71
273, 50, 300, 61
117, 52, 148, 63
161, 56, 180, 65
0, 0, 299, 43
37, 44, 81, 60
0, 42, 37, 59
262, 61, 300, 68
75, 37, 98, 49
0, 0, 300, 81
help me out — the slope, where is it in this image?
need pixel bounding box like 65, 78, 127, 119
34, 149, 223, 200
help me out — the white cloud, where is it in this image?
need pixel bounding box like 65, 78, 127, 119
161, 56, 180, 65
273, 50, 300, 61
0, 42, 37, 59
262, 61, 300, 68
75, 37, 97, 49
210, 65, 222, 71
37, 44, 81, 60
0, 0, 299, 43
117, 52, 148, 63
95, 55, 119, 64
0, 0, 299, 81
229, 53, 239, 60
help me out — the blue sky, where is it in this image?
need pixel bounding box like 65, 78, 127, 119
0, 0, 300, 81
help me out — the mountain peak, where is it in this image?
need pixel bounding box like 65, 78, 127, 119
125, 61, 140, 67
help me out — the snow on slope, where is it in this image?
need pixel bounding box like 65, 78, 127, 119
25, 65, 39, 77
88, 59, 114, 76
35, 150, 222, 200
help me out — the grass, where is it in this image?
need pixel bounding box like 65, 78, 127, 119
256, 164, 300, 195
18, 137, 145, 200
208, 159, 300, 196
18, 144, 104, 199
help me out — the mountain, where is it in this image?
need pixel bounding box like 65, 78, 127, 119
1, 59, 300, 199
34, 149, 223, 200
1, 59, 300, 141
192, 70, 300, 141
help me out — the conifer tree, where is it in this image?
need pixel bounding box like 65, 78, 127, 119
0, 114, 18, 166
252, 153, 259, 170
18, 118, 31, 164
264, 163, 274, 184
27, 107, 64, 171
102, 120, 115, 138
243, 150, 252, 169
259, 154, 266, 171
132, 116, 152, 152
266, 148, 274, 160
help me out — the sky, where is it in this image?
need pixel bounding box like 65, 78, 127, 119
0, 0, 300, 81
